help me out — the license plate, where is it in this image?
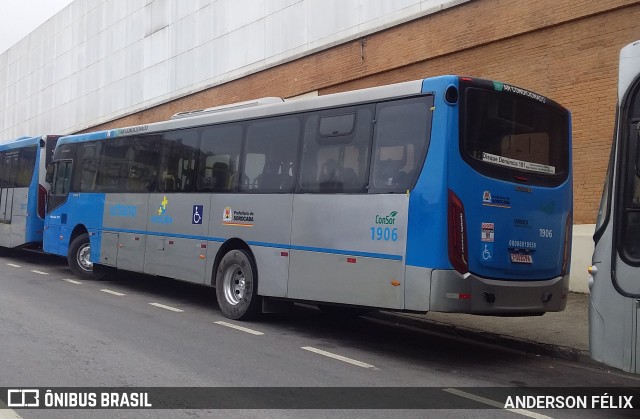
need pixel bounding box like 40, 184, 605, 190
510, 253, 533, 264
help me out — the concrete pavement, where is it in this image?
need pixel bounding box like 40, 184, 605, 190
374, 292, 591, 363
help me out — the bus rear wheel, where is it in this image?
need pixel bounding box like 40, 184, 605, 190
215, 249, 260, 320
68, 233, 106, 280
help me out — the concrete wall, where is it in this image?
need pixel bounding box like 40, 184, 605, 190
0, 0, 468, 140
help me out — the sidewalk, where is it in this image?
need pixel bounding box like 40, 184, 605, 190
373, 292, 590, 363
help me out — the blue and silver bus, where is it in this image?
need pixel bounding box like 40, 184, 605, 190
0, 135, 58, 249
589, 40, 640, 373
43, 76, 572, 319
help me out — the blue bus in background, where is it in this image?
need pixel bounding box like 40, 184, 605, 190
43, 76, 572, 320
0, 135, 58, 249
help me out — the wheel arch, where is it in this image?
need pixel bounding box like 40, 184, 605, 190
69, 224, 89, 245
211, 238, 256, 288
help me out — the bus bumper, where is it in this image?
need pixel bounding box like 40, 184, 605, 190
429, 270, 570, 314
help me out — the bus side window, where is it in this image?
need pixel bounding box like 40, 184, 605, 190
0, 152, 5, 188
300, 106, 373, 193
370, 97, 433, 193
130, 136, 161, 193
242, 116, 300, 193
52, 161, 72, 195
16, 146, 37, 188
198, 124, 242, 192
161, 129, 199, 192
75, 143, 100, 192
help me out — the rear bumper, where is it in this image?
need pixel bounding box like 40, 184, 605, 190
429, 270, 569, 314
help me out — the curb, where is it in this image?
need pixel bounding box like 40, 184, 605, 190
367, 310, 596, 365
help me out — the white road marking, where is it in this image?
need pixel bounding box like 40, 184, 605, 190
31, 270, 48, 275
149, 302, 183, 312
443, 388, 552, 419
215, 321, 264, 335
100, 289, 125, 296
6, 263, 21, 268
62, 278, 82, 285
301, 346, 377, 369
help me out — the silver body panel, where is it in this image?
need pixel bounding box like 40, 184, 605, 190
589, 40, 640, 374
99, 191, 410, 308
589, 224, 637, 373
288, 194, 408, 309
404, 266, 432, 311
209, 194, 294, 297
0, 188, 28, 248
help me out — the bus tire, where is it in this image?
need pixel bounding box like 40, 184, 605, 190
68, 233, 105, 280
215, 249, 260, 320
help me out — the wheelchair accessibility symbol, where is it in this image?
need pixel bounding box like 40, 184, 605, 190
482, 244, 493, 261
192, 205, 203, 224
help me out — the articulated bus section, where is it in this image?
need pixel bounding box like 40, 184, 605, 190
0, 135, 57, 249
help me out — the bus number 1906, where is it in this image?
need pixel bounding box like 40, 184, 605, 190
371, 227, 398, 241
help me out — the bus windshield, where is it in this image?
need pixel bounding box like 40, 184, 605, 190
462, 86, 569, 186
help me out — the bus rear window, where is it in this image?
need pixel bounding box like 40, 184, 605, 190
462, 87, 569, 185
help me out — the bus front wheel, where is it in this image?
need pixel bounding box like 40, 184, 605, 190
68, 233, 105, 280
215, 249, 260, 320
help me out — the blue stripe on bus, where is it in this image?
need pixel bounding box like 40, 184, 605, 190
104, 228, 213, 242
102, 228, 402, 261
248, 241, 403, 261
288, 244, 402, 261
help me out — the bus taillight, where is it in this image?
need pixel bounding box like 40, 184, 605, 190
38, 185, 47, 219
561, 212, 572, 275
448, 190, 468, 274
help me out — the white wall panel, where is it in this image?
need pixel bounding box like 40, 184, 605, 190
228, 0, 264, 32
0, 0, 470, 140
176, 13, 196, 55
173, 0, 199, 22
265, 2, 306, 57
210, 34, 230, 79
207, 1, 230, 42
307, 0, 359, 45
265, 0, 301, 15
228, 20, 265, 70
174, 48, 196, 91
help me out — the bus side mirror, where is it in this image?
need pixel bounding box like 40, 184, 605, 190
45, 164, 55, 184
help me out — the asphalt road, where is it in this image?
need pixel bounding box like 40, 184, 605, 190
0, 249, 638, 419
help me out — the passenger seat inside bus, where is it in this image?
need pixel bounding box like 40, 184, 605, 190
319, 158, 343, 191
211, 162, 229, 191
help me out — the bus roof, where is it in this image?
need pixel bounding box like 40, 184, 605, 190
0, 136, 42, 152
56, 76, 439, 146
56, 74, 568, 147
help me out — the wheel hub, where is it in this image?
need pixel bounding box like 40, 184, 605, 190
77, 244, 93, 271
223, 264, 246, 305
